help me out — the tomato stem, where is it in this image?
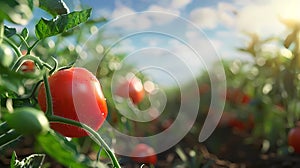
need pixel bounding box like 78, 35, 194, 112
49, 56, 58, 75
12, 80, 43, 101
43, 73, 53, 116
0, 20, 4, 44
2, 36, 22, 57
16, 34, 30, 49
27, 40, 40, 55
11, 55, 52, 72
48, 115, 121, 168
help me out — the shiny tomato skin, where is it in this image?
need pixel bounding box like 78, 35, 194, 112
38, 67, 108, 137
21, 60, 35, 72
20, 50, 35, 72
131, 143, 157, 165
116, 77, 145, 104
288, 127, 300, 154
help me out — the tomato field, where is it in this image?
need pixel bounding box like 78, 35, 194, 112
1, 0, 300, 168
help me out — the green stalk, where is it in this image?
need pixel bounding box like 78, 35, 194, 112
11, 55, 52, 72
48, 115, 121, 168
43, 73, 53, 116
16, 34, 30, 49
27, 40, 40, 54
0, 20, 4, 44
2, 36, 22, 57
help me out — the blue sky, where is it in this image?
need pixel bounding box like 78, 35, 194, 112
26, 0, 292, 86
67, 0, 299, 86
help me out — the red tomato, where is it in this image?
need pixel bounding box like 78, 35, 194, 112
228, 118, 247, 131
229, 115, 254, 132
199, 83, 210, 94
220, 112, 254, 131
20, 50, 35, 72
288, 127, 300, 154
226, 88, 250, 104
38, 67, 108, 137
131, 143, 157, 165
116, 76, 145, 104
20, 60, 35, 72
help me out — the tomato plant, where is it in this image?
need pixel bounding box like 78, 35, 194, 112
115, 75, 145, 104
288, 127, 300, 154
0, 0, 121, 167
38, 67, 108, 137
131, 143, 157, 165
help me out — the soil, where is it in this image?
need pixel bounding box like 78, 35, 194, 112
1, 128, 300, 168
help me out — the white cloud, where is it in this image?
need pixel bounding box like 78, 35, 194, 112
170, 0, 191, 9
109, 4, 152, 30
272, 0, 300, 27
147, 5, 180, 25
189, 7, 219, 29
110, 39, 136, 55
235, 3, 284, 36
189, 3, 237, 30
111, 5, 135, 19
147, 5, 179, 15
217, 2, 237, 28
189, 0, 299, 34
232, 0, 300, 35
184, 30, 222, 68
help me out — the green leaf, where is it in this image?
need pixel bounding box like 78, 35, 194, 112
4, 26, 17, 38
0, 122, 11, 135
0, 130, 22, 150
11, 152, 45, 168
20, 28, 29, 40
39, 0, 69, 16
37, 130, 107, 168
10, 151, 17, 168
35, 8, 92, 39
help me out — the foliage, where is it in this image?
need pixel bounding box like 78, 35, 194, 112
0, 0, 120, 167
1, 0, 300, 167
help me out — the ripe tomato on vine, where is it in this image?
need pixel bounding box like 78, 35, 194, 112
115, 75, 145, 104
38, 67, 108, 137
